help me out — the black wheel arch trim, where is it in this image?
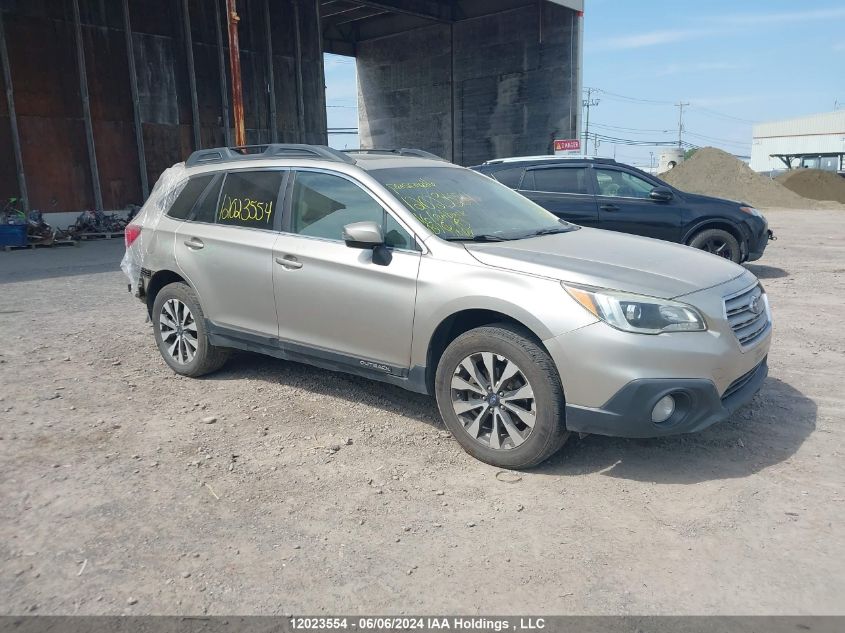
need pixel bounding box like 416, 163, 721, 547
683, 219, 749, 247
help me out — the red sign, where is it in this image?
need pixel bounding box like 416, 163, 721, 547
554, 139, 581, 152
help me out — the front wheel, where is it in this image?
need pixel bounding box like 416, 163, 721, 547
688, 228, 742, 263
434, 324, 569, 469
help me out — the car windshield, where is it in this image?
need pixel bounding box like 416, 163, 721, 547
370, 166, 576, 241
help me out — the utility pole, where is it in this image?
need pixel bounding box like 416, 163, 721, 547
226, 0, 246, 147
676, 102, 689, 149
583, 87, 600, 153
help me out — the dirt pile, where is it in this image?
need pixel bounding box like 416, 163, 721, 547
660, 147, 824, 209
776, 169, 845, 204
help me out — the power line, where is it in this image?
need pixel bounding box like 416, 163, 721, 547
588, 86, 758, 124
683, 130, 749, 147
590, 88, 674, 106
591, 122, 673, 134
689, 105, 757, 124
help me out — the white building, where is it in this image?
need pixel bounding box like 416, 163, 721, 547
750, 110, 845, 173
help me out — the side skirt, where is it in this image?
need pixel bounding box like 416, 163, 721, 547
206, 321, 430, 395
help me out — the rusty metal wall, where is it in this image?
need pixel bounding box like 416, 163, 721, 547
0, 0, 328, 213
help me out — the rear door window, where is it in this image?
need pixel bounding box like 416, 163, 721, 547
525, 167, 589, 194
167, 175, 214, 220
215, 170, 284, 229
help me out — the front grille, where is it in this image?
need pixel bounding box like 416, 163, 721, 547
722, 361, 763, 400
724, 283, 769, 347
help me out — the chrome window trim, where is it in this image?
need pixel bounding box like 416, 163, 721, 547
518, 189, 594, 197
285, 166, 427, 254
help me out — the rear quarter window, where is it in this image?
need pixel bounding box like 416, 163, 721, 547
490, 167, 525, 189
166, 175, 214, 220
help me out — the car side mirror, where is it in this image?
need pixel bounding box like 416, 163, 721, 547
343, 221, 384, 249
649, 187, 674, 202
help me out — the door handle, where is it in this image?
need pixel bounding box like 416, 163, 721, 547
600, 204, 620, 212
184, 237, 204, 249
275, 255, 303, 270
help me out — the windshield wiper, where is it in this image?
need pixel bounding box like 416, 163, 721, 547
442, 234, 511, 242
524, 226, 577, 237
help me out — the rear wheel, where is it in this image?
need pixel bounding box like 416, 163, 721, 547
434, 323, 569, 469
152, 282, 229, 377
688, 228, 742, 263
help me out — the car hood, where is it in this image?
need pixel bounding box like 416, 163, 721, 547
464, 227, 747, 299
681, 190, 746, 208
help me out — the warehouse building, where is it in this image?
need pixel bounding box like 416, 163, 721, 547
750, 110, 845, 174
0, 0, 583, 216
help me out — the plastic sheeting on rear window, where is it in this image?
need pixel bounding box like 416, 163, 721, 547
120, 162, 188, 294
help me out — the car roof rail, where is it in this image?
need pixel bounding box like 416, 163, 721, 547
343, 148, 448, 161
482, 155, 617, 165
185, 144, 356, 168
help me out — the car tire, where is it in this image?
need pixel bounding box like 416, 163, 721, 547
152, 282, 229, 377
434, 323, 569, 469
688, 228, 742, 263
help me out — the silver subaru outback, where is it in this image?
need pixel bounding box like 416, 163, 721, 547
123, 144, 771, 468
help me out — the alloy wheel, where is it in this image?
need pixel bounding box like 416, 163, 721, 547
701, 237, 734, 259
159, 298, 198, 364
450, 352, 537, 450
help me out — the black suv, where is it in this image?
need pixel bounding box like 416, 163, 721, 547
472, 157, 773, 263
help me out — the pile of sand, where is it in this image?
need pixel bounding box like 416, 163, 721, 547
776, 169, 845, 204
660, 147, 829, 209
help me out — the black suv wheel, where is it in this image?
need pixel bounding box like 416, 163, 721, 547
688, 228, 742, 263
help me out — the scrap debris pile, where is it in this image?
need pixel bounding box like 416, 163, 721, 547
0, 201, 139, 248
661, 147, 843, 209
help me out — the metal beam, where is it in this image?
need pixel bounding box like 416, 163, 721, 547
0, 11, 28, 213
182, 0, 201, 150
213, 0, 232, 146
263, 0, 277, 142
293, 0, 306, 140
71, 0, 103, 211
340, 0, 452, 22
315, 0, 329, 141
122, 0, 148, 199
322, 4, 363, 18
326, 7, 387, 27
226, 0, 246, 146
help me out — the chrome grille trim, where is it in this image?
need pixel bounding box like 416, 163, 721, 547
723, 283, 770, 348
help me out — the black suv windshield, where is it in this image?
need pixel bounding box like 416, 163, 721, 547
370, 166, 576, 240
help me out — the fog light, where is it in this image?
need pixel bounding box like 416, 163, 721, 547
651, 395, 676, 423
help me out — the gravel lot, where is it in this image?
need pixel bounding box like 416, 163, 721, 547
1, 208, 843, 615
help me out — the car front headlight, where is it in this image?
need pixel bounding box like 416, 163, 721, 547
563, 283, 707, 334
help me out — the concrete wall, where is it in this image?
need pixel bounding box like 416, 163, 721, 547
0, 0, 327, 213
356, 2, 580, 166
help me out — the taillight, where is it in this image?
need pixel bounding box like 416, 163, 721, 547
125, 224, 142, 248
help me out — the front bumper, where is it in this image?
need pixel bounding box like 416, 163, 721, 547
747, 224, 774, 262
564, 358, 767, 438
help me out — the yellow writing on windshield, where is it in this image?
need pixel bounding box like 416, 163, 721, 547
218, 195, 274, 224
387, 180, 478, 237
385, 179, 437, 192
417, 209, 473, 237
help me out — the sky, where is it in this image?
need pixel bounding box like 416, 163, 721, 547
324, 0, 845, 167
